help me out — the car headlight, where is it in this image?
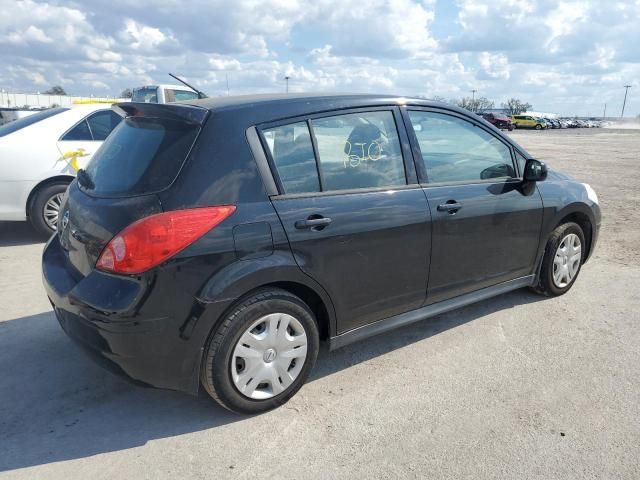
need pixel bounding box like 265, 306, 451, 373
583, 183, 599, 205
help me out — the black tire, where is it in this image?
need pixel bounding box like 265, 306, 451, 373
531, 222, 585, 297
535, 124, 542, 130
201, 288, 319, 414
28, 181, 69, 238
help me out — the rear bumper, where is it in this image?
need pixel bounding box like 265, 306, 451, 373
42, 234, 227, 395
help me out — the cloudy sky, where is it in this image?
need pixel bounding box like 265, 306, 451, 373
1, 0, 639, 116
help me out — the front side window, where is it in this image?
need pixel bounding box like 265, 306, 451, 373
311, 111, 406, 191
408, 111, 515, 183
262, 122, 320, 194
515, 151, 528, 175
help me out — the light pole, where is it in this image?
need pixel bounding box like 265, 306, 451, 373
471, 89, 477, 111
284, 76, 290, 94
621, 85, 632, 118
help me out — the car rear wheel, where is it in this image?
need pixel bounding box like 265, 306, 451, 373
201, 288, 319, 414
29, 181, 69, 237
531, 222, 585, 296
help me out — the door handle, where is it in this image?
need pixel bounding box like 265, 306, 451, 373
295, 216, 332, 230
437, 201, 462, 213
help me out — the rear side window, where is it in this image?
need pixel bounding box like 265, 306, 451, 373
87, 110, 121, 140
408, 111, 515, 183
0, 107, 69, 138
62, 119, 92, 141
262, 122, 320, 194
83, 116, 200, 196
61, 110, 121, 141
311, 111, 406, 191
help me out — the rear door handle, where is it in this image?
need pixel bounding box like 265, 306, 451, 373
437, 201, 462, 213
295, 216, 332, 230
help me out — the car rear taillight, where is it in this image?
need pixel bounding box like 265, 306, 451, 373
96, 206, 236, 274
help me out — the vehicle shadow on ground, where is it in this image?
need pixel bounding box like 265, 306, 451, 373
0, 222, 45, 247
0, 289, 544, 472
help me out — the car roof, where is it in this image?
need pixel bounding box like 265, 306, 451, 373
181, 93, 452, 117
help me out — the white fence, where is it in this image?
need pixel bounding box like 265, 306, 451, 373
0, 92, 127, 108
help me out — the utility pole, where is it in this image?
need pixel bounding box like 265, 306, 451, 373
471, 89, 477, 112
602, 103, 606, 120
284, 76, 290, 94
621, 85, 632, 118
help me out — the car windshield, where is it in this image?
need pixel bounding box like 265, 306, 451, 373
131, 87, 159, 103
0, 107, 69, 138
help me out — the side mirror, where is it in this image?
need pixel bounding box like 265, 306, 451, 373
523, 159, 548, 182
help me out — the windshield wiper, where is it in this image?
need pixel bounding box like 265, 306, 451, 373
76, 168, 95, 190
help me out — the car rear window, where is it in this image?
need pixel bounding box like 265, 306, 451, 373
131, 87, 159, 103
82, 116, 200, 196
0, 107, 69, 137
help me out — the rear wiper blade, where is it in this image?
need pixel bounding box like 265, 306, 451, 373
77, 169, 95, 190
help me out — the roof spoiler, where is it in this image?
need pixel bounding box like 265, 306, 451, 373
112, 102, 209, 126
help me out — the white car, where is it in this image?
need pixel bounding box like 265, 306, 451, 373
131, 84, 199, 103
0, 104, 121, 235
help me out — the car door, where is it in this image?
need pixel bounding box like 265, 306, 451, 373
404, 108, 543, 304
262, 108, 432, 333
56, 109, 121, 172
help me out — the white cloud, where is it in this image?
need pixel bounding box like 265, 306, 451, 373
0, 0, 638, 116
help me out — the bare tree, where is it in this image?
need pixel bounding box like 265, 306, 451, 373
43, 86, 67, 95
430, 95, 449, 104
501, 98, 532, 115
120, 88, 133, 99
455, 96, 494, 113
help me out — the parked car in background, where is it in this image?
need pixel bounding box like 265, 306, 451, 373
131, 84, 200, 104
535, 118, 549, 129
43, 94, 601, 414
0, 104, 121, 235
481, 112, 514, 130
512, 115, 547, 130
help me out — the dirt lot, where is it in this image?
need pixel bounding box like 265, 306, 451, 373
1, 128, 639, 479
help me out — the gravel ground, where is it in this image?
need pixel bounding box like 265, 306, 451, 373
1, 128, 639, 479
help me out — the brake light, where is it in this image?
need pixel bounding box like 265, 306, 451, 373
96, 206, 236, 274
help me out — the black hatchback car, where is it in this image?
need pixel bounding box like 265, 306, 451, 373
43, 94, 601, 413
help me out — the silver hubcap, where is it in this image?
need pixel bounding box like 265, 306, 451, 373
553, 233, 581, 288
231, 313, 308, 400
44, 193, 64, 230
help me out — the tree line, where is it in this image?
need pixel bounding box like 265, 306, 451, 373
35, 85, 133, 98
431, 95, 533, 115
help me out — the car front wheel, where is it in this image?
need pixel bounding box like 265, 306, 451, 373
532, 222, 586, 296
201, 288, 319, 414
29, 181, 69, 237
